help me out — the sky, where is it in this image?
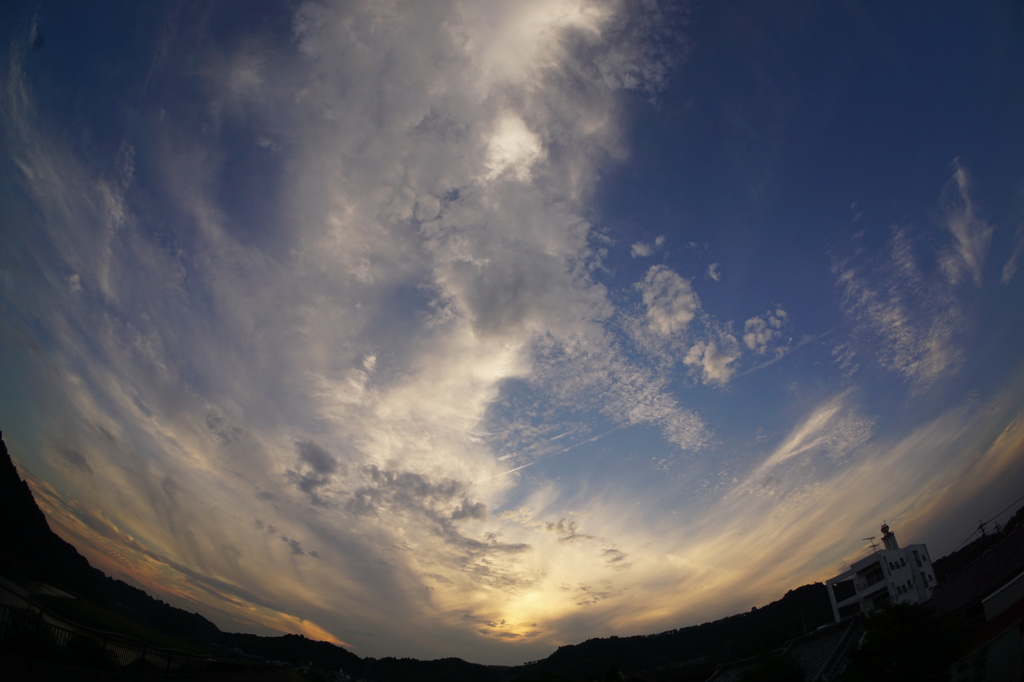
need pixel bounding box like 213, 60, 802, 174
1, 0, 1023, 666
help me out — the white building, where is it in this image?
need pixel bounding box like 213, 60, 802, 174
826, 523, 937, 622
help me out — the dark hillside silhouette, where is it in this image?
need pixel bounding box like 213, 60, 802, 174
0, 432, 96, 584
0, 432, 362, 674
519, 583, 833, 680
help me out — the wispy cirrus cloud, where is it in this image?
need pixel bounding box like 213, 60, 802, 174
835, 225, 964, 391
752, 390, 874, 475
833, 162, 1004, 391
1002, 224, 1024, 285
939, 159, 993, 288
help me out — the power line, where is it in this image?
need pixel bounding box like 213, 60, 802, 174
952, 493, 1024, 552
986, 493, 1024, 527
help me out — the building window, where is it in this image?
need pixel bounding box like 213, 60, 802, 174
862, 564, 885, 586
831, 579, 856, 602
838, 603, 860, 620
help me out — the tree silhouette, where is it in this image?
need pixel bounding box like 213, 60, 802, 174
841, 603, 964, 682
739, 651, 806, 682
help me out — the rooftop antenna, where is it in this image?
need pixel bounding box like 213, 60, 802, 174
978, 520, 988, 537
862, 536, 879, 552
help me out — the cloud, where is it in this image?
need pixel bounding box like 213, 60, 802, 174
631, 235, 664, 258
754, 391, 874, 474
206, 413, 243, 446
1002, 224, 1024, 285
631, 242, 654, 257
485, 112, 545, 182
281, 536, 306, 556
297, 441, 339, 476
707, 262, 721, 281
565, 582, 623, 606
56, 447, 93, 474
602, 548, 631, 571
683, 333, 741, 386
287, 441, 342, 505
532, 340, 710, 450
832, 161, 1006, 390
939, 160, 993, 288
452, 499, 488, 521
835, 226, 963, 390
743, 308, 788, 355
631, 263, 773, 387
545, 517, 597, 543
637, 265, 700, 336
342, 464, 533, 597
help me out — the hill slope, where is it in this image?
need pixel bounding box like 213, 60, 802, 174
0, 432, 363, 674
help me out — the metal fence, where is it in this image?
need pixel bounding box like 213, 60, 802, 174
0, 600, 252, 678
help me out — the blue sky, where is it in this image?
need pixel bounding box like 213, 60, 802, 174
1, 0, 1023, 665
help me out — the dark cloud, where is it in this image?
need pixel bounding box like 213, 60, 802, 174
463, 612, 541, 640
345, 465, 531, 591
287, 440, 344, 505
297, 440, 338, 474
57, 447, 92, 474
465, 555, 532, 594
206, 413, 243, 445
451, 499, 487, 521
456, 257, 558, 337
281, 535, 305, 556
346, 465, 466, 518
602, 548, 631, 571
562, 582, 623, 606
546, 518, 596, 543
480, 629, 530, 639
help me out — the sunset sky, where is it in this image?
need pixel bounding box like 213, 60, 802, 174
2, 0, 1023, 665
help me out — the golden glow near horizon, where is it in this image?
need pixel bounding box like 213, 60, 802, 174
18, 393, 1024, 652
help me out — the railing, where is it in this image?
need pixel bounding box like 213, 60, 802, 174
0, 601, 252, 677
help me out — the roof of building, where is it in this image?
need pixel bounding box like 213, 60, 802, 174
786, 617, 863, 681
928, 523, 1024, 618
703, 617, 863, 682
